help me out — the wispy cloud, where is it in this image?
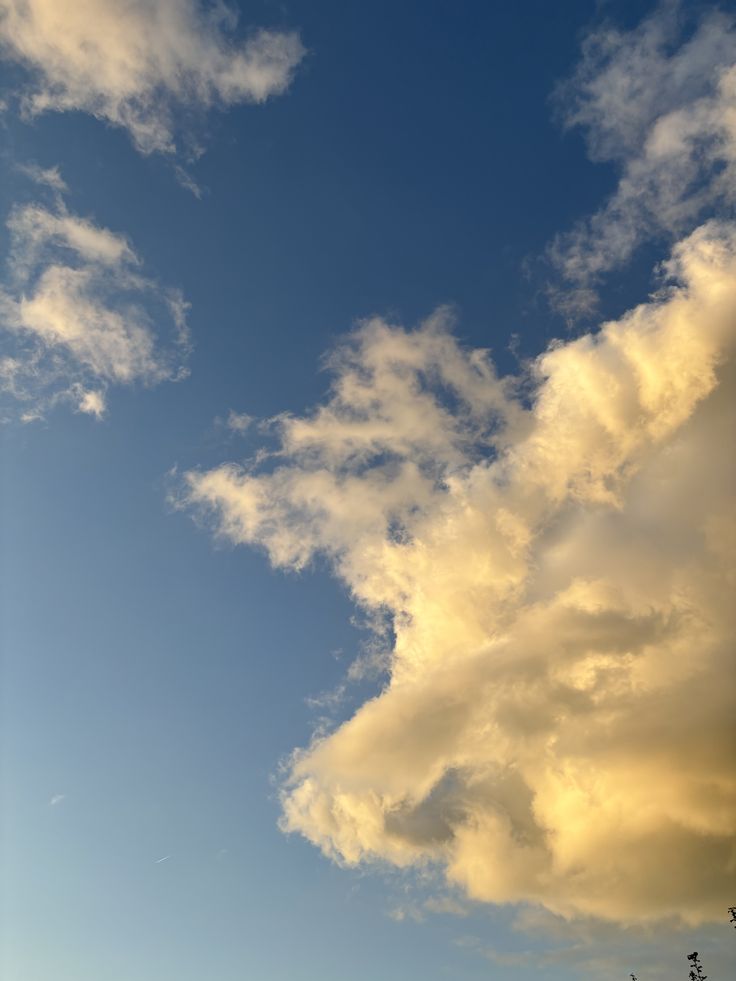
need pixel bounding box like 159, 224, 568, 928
549, 2, 736, 312
183, 220, 736, 925
458, 906, 734, 980
390, 894, 468, 923
17, 162, 68, 192
226, 410, 253, 434
48, 793, 65, 806
0, 0, 306, 155
0, 170, 190, 421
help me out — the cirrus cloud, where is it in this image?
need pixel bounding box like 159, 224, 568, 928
549, 3, 736, 312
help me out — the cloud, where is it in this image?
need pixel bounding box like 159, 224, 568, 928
48, 793, 65, 806
17, 161, 68, 192
226, 409, 253, 434
0, 0, 305, 154
75, 387, 106, 418
0, 177, 189, 420
183, 220, 736, 925
461, 907, 735, 980
549, 3, 736, 305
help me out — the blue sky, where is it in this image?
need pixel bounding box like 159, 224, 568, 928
1, 2, 735, 980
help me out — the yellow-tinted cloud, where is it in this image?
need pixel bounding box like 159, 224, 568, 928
550, 4, 736, 308
0, 0, 305, 154
185, 221, 736, 924
0, 180, 189, 419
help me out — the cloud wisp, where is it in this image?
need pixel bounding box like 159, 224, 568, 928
0, 176, 189, 420
549, 3, 736, 312
0, 0, 305, 155
183, 220, 736, 925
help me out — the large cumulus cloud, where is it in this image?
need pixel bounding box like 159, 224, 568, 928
184, 220, 736, 924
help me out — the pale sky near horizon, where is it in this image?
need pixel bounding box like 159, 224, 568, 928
1, 2, 735, 980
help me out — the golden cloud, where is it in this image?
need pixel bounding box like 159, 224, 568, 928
185, 221, 736, 924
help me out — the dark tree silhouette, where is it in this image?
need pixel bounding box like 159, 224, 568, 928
687, 951, 707, 981
628, 908, 736, 980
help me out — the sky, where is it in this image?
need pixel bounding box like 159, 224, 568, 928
0, 2, 735, 980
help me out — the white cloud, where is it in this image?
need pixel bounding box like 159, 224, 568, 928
0, 177, 189, 420
550, 3, 736, 305
226, 409, 253, 434
183, 220, 736, 925
75, 387, 106, 419
17, 162, 68, 192
0, 0, 305, 154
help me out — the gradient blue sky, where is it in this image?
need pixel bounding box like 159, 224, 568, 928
2, 2, 735, 980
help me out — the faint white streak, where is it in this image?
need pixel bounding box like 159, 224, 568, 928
17, 162, 68, 193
